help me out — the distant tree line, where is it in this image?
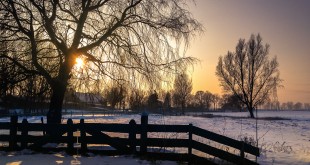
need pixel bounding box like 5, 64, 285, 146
262, 100, 310, 110
1, 67, 309, 114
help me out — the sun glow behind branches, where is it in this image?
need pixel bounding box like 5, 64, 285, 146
75, 57, 84, 69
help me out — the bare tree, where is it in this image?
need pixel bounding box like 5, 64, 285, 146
105, 84, 126, 109
203, 91, 214, 110
304, 103, 310, 110
220, 94, 244, 111
286, 102, 294, 110
263, 99, 280, 110
294, 102, 303, 110
0, 0, 202, 123
147, 90, 161, 111
194, 91, 205, 109
216, 34, 282, 118
281, 102, 288, 110
163, 92, 171, 111
173, 72, 192, 114
211, 93, 220, 110
128, 89, 145, 112
192, 91, 218, 110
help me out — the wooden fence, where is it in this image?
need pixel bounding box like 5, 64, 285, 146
0, 114, 260, 165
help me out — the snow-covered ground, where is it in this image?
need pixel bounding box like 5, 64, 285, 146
0, 150, 177, 165
0, 110, 310, 165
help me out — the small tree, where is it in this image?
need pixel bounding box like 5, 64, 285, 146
194, 91, 205, 109
304, 103, 310, 110
147, 90, 161, 111
211, 94, 220, 110
216, 34, 282, 118
106, 85, 126, 109
128, 89, 145, 112
163, 92, 172, 111
220, 94, 244, 111
203, 91, 213, 110
173, 73, 192, 114
294, 102, 303, 110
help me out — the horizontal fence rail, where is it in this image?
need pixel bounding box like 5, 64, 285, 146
0, 115, 260, 165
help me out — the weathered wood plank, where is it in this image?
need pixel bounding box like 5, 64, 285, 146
16, 123, 76, 133
192, 141, 258, 165
0, 122, 11, 129
21, 119, 28, 149
86, 128, 131, 153
147, 124, 189, 133
129, 119, 137, 153
192, 126, 259, 156
80, 119, 87, 154
9, 116, 18, 149
28, 135, 70, 149
85, 137, 129, 145
0, 135, 11, 141
82, 124, 131, 133
146, 138, 188, 148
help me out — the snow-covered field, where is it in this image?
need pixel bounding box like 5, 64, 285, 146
0, 110, 310, 165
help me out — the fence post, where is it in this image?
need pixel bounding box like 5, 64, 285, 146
140, 112, 148, 154
21, 118, 28, 149
129, 119, 137, 153
9, 115, 18, 150
80, 119, 87, 154
41, 117, 46, 136
188, 123, 193, 163
240, 141, 245, 165
67, 118, 74, 154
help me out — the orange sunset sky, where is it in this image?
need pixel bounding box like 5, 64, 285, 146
186, 0, 310, 103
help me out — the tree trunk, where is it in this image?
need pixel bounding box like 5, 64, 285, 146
47, 82, 67, 124
248, 106, 255, 118
181, 100, 185, 115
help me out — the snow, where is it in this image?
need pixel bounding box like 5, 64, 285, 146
0, 150, 177, 165
1, 110, 310, 165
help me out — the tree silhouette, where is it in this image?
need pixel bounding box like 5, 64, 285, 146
194, 91, 205, 109
105, 84, 126, 109
147, 90, 160, 110
128, 89, 145, 111
216, 34, 282, 118
173, 72, 192, 114
211, 94, 220, 110
0, 0, 201, 123
220, 94, 244, 111
163, 92, 171, 111
203, 91, 213, 110
192, 91, 212, 110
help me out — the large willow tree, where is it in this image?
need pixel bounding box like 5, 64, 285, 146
0, 0, 202, 123
216, 34, 282, 118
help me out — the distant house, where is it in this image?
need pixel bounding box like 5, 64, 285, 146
74, 92, 105, 105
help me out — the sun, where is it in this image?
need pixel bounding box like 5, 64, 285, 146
75, 57, 84, 69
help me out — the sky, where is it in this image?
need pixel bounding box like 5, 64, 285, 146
186, 0, 310, 103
